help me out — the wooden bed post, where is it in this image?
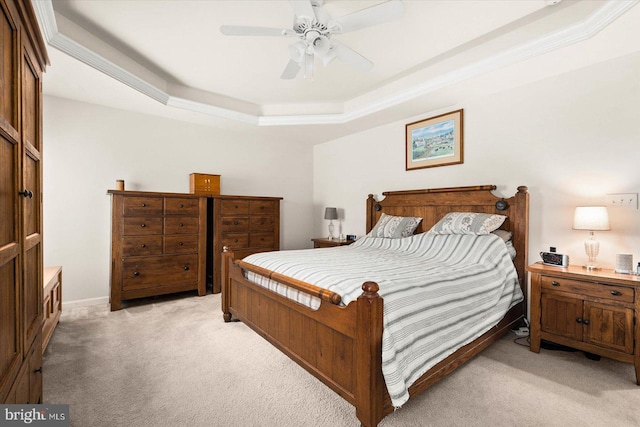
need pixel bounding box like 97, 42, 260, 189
222, 246, 233, 322
512, 186, 529, 304
366, 194, 377, 234
355, 281, 384, 427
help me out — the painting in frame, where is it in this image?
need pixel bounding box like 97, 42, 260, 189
406, 109, 464, 171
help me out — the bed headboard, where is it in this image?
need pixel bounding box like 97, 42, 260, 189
366, 185, 529, 299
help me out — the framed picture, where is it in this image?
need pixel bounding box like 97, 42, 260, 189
405, 109, 464, 171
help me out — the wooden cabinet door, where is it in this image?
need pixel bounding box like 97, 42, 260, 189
21, 41, 43, 352
540, 292, 583, 341
0, 0, 21, 402
583, 301, 634, 354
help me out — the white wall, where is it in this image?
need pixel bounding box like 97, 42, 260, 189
43, 96, 314, 304
314, 51, 640, 272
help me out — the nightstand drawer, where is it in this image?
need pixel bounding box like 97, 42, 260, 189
541, 276, 633, 303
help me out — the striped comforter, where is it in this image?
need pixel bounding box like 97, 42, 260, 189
242, 232, 523, 408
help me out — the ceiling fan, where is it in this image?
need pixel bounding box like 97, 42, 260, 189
220, 0, 405, 79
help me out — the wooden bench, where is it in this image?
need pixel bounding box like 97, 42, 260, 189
43, 266, 62, 352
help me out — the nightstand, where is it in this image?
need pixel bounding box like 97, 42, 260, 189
311, 238, 354, 248
527, 262, 640, 384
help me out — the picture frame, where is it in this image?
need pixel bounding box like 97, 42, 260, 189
406, 109, 464, 171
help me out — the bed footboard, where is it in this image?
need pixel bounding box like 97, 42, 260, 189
222, 248, 387, 427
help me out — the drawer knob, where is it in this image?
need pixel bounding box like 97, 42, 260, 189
583, 319, 590, 325
179, 223, 184, 227
610, 290, 622, 296
184, 266, 190, 271
141, 223, 146, 228
233, 221, 239, 225
142, 203, 146, 207
34, 367, 42, 374
133, 271, 140, 277
551, 281, 560, 286
141, 244, 146, 248
576, 318, 583, 323
180, 204, 184, 208
234, 239, 238, 243
179, 242, 184, 246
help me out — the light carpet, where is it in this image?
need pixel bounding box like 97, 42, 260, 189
43, 293, 640, 426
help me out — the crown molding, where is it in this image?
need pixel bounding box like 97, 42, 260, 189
33, 0, 638, 127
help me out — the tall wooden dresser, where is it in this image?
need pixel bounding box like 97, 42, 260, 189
0, 0, 48, 404
108, 191, 207, 310
210, 196, 282, 293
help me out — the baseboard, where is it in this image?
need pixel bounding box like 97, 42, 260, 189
62, 296, 110, 310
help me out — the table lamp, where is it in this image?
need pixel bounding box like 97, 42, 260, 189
572, 206, 610, 270
324, 207, 338, 240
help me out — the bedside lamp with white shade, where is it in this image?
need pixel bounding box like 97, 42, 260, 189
324, 207, 338, 240
572, 206, 610, 270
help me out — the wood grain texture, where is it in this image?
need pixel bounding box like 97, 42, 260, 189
211, 196, 282, 293
224, 185, 529, 426
109, 191, 207, 310
527, 263, 640, 384
1, 0, 46, 404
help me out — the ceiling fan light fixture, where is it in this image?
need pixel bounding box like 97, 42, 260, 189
289, 41, 306, 62
221, 0, 405, 79
313, 35, 331, 56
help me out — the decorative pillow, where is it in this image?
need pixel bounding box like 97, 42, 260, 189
428, 212, 507, 235
492, 229, 513, 242
369, 213, 422, 238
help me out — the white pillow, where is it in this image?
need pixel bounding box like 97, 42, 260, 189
428, 212, 506, 235
369, 213, 422, 238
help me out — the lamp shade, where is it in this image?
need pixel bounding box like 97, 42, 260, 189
324, 207, 338, 220
572, 206, 610, 231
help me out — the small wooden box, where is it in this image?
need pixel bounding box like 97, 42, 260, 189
189, 173, 221, 195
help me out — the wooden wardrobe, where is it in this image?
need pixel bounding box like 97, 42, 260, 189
0, 0, 48, 404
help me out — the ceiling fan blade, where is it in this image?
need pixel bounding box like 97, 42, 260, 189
289, 0, 316, 21
332, 42, 373, 72
220, 25, 294, 37
280, 59, 301, 79
330, 0, 405, 34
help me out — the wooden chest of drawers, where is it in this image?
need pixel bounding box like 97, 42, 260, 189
108, 190, 207, 310
211, 195, 282, 293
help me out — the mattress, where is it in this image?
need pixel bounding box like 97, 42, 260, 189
243, 232, 523, 407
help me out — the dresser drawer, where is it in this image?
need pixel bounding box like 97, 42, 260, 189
250, 216, 275, 232
122, 236, 163, 257
165, 216, 199, 234
250, 232, 275, 249
123, 217, 163, 235
165, 197, 199, 215
122, 254, 198, 290
250, 200, 277, 215
164, 235, 198, 254
222, 233, 249, 250
221, 217, 249, 232
221, 200, 249, 215
541, 276, 633, 303
123, 196, 163, 216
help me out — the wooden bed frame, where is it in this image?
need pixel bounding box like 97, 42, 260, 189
221, 185, 529, 426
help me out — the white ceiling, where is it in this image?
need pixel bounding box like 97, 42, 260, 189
35, 0, 640, 144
